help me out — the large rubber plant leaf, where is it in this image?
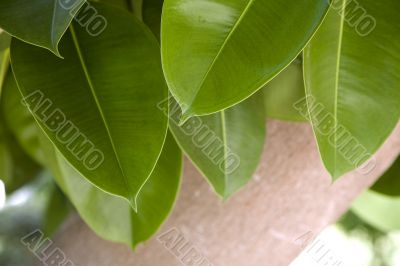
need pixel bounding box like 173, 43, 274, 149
304, 0, 400, 179
161, 0, 329, 119
263, 57, 306, 122
10, 2, 168, 210
168, 94, 265, 199
41, 131, 182, 248
0, 0, 86, 56
2, 76, 182, 246
370, 156, 400, 197
352, 190, 400, 232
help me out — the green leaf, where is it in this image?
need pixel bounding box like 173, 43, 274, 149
262, 57, 306, 122
168, 94, 265, 199
1, 72, 47, 166
0, 0, 86, 56
352, 189, 400, 232
11, 2, 168, 210
161, 0, 329, 119
0, 67, 42, 193
41, 132, 182, 248
370, 156, 400, 197
304, 0, 400, 179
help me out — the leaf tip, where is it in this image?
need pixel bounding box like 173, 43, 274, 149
178, 111, 194, 126
128, 197, 138, 213
327, 168, 343, 183
50, 45, 64, 59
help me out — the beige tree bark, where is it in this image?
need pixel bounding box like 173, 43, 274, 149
53, 120, 400, 266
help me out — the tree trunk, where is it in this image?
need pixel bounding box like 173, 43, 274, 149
53, 120, 400, 266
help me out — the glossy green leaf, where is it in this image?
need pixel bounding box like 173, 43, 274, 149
11, 2, 168, 210
3, 81, 182, 247
304, 0, 400, 179
0, 0, 86, 56
263, 57, 306, 122
371, 156, 400, 197
1, 72, 47, 166
41, 132, 182, 248
161, 0, 329, 119
352, 190, 400, 232
168, 94, 265, 199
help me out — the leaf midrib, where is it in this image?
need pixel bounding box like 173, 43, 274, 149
69, 24, 132, 199
220, 110, 230, 197
185, 0, 256, 112
50, 0, 57, 47
333, 0, 347, 176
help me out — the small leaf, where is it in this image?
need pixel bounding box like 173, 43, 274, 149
11, 2, 168, 210
161, 0, 329, 117
304, 0, 400, 179
352, 190, 400, 232
263, 57, 306, 122
168, 94, 265, 199
0, 0, 86, 56
371, 156, 400, 197
41, 132, 182, 248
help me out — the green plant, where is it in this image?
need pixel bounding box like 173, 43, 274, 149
0, 0, 399, 248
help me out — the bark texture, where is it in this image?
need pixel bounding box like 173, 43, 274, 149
53, 120, 400, 266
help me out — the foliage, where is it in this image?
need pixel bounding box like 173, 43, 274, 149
0, 0, 399, 248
